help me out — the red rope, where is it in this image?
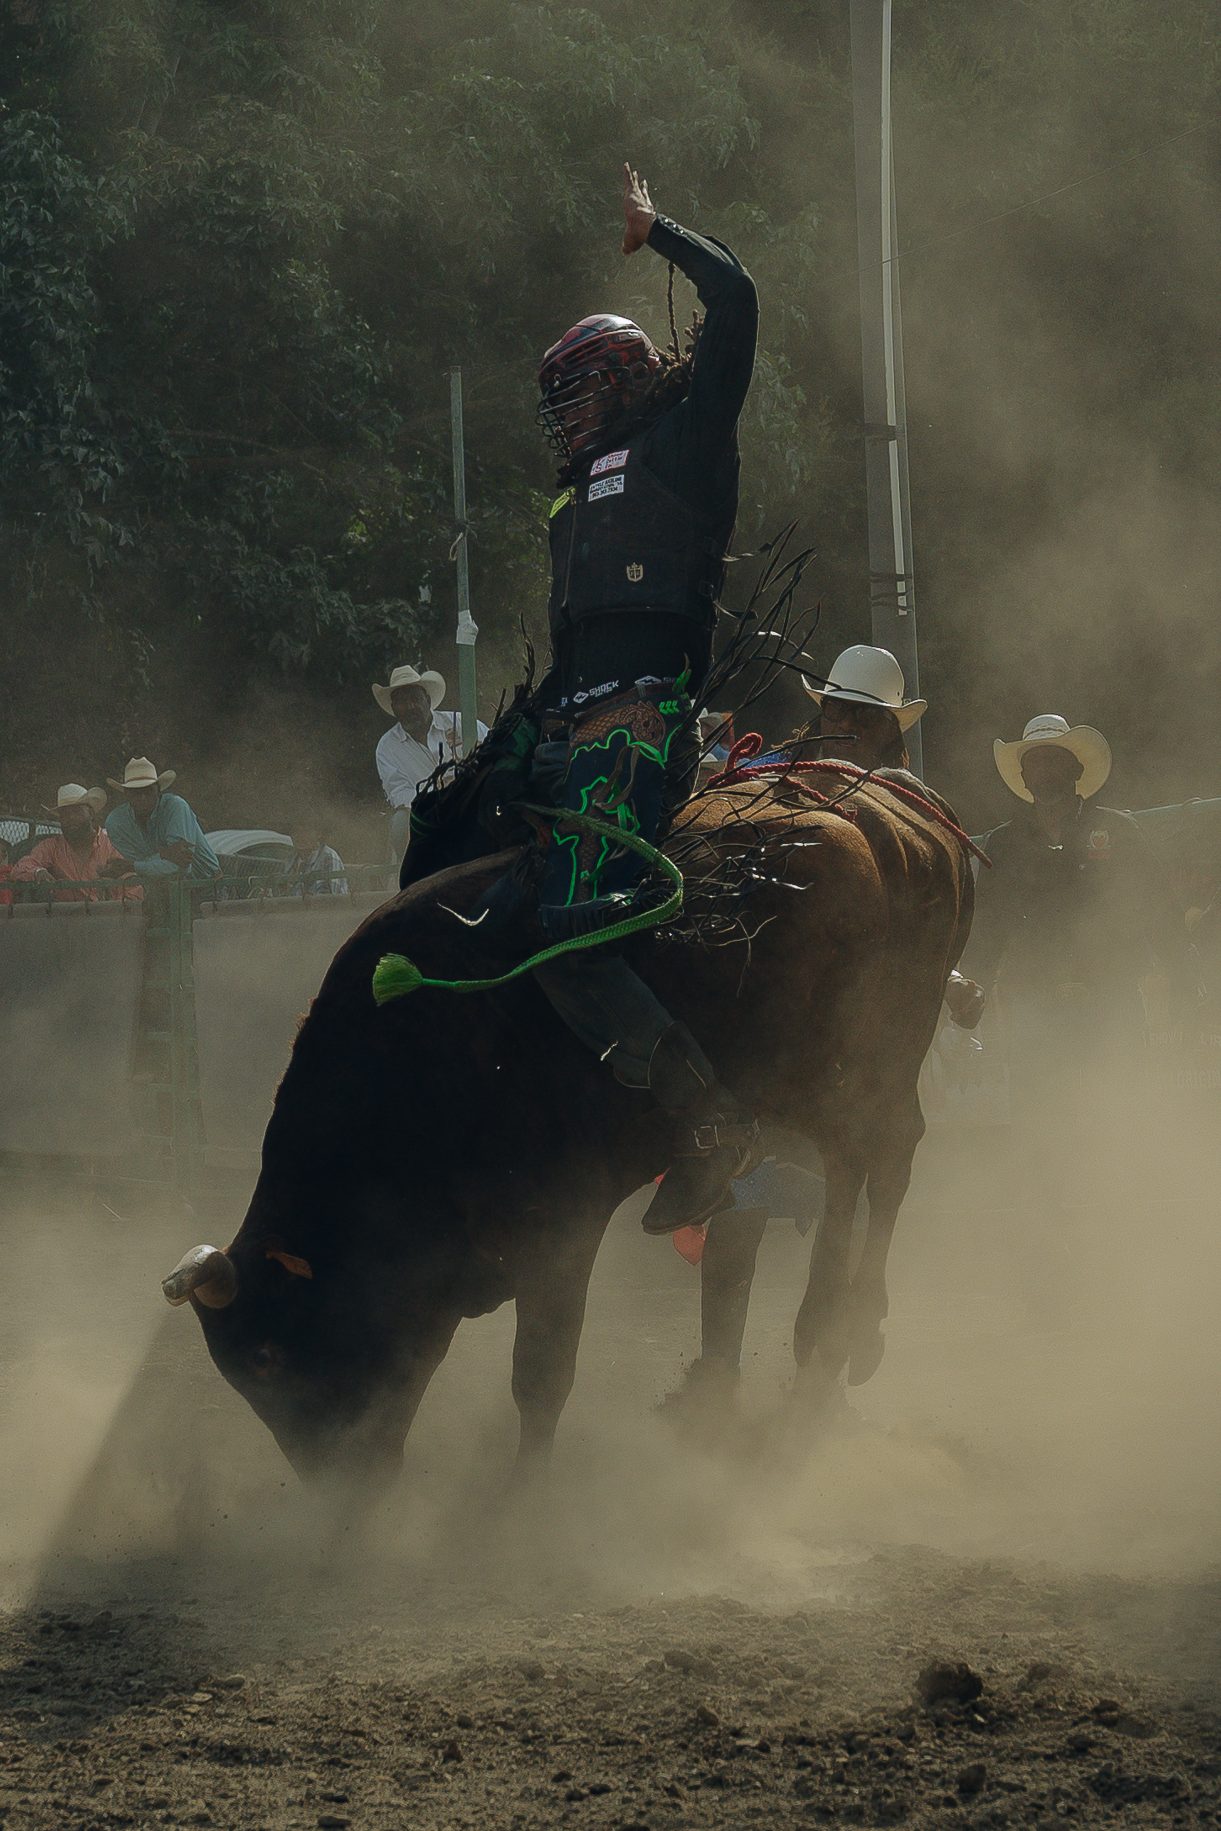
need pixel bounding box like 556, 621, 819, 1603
708, 734, 992, 867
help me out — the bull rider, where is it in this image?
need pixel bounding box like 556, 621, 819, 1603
503, 164, 761, 1234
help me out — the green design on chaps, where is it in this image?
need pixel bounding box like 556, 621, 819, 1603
371, 805, 684, 1004
551, 699, 685, 908
552, 767, 643, 909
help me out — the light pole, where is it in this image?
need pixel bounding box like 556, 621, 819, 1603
449, 367, 480, 756
850, 0, 923, 775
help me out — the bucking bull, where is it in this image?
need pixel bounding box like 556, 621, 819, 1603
163, 767, 974, 1487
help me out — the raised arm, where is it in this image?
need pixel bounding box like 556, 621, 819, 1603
622, 163, 758, 455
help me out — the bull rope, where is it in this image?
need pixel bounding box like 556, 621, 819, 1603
372, 744, 990, 1005
707, 734, 992, 867
372, 805, 684, 1004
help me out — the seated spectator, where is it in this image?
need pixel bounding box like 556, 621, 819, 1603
374, 664, 488, 860
104, 758, 220, 883
9, 784, 139, 903
285, 818, 348, 897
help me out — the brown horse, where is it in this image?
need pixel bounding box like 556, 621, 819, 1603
162, 771, 973, 1489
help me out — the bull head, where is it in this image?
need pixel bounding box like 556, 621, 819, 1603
162, 1243, 238, 1310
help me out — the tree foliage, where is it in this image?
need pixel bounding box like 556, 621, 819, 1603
1, 0, 1216, 819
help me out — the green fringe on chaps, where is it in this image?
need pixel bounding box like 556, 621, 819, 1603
371, 805, 684, 1005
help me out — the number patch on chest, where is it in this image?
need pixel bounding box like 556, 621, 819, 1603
587, 474, 626, 502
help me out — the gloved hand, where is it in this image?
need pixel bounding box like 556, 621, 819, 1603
944, 969, 986, 1029
538, 892, 637, 941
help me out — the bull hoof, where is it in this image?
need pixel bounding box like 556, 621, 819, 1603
847, 1327, 886, 1386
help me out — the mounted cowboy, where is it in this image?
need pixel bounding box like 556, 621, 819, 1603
374, 663, 487, 863
801, 643, 927, 772
968, 713, 1195, 1035
483, 163, 763, 1234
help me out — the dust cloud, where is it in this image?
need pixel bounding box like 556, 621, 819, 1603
1, 1049, 1216, 1603
0, 1030, 1218, 1819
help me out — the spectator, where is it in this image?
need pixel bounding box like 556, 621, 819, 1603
0, 837, 14, 907
801, 644, 926, 771
104, 757, 220, 883
9, 784, 138, 903
373, 664, 488, 860
285, 818, 348, 897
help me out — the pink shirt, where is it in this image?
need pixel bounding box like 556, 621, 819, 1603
9, 830, 142, 903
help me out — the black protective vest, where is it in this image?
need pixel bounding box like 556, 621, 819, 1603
546, 433, 725, 638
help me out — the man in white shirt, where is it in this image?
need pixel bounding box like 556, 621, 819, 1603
373, 664, 487, 860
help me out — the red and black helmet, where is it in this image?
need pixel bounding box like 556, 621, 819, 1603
537, 314, 660, 465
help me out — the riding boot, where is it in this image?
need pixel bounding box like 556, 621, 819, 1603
640, 1023, 760, 1236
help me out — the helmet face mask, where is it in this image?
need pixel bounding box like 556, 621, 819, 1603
538, 315, 660, 464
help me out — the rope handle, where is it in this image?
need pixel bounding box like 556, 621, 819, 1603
708, 740, 992, 867
372, 804, 684, 1004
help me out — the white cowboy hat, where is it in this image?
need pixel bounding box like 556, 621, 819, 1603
993, 714, 1112, 803
43, 783, 107, 815
107, 756, 177, 793
801, 644, 927, 733
372, 664, 446, 718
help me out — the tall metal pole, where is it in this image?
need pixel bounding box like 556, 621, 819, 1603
449, 367, 480, 757
850, 0, 923, 777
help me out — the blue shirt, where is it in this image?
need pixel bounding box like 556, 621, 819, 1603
105, 792, 220, 881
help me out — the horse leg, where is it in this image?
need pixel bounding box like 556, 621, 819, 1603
848, 1094, 924, 1384
699, 1207, 770, 1375
792, 1149, 866, 1402
510, 1230, 602, 1478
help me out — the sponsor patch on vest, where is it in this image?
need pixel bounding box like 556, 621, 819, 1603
587, 473, 626, 502
626, 562, 644, 582
590, 448, 629, 476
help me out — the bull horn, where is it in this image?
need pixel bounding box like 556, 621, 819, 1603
162, 1244, 238, 1310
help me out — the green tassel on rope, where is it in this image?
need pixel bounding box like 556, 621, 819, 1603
371, 804, 683, 1005
371, 954, 426, 1003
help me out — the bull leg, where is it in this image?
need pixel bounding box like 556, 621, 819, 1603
511, 1233, 602, 1476
848, 1096, 924, 1385
792, 1151, 866, 1399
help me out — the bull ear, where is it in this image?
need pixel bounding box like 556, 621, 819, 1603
265, 1248, 314, 1280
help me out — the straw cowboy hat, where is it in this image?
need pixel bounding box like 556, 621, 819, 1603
802, 644, 927, 733
372, 664, 446, 718
107, 756, 177, 794
43, 783, 107, 815
994, 714, 1113, 803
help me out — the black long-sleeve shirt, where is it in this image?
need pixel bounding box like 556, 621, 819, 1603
636, 213, 758, 536
554, 216, 758, 700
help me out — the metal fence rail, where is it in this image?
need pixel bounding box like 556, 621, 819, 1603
0, 866, 394, 1190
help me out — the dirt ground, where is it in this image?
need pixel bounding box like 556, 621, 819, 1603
0, 1115, 1218, 1829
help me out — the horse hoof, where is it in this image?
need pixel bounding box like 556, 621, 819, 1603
791, 1351, 844, 1415
847, 1328, 886, 1386
659, 1356, 739, 1409
657, 1358, 740, 1442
